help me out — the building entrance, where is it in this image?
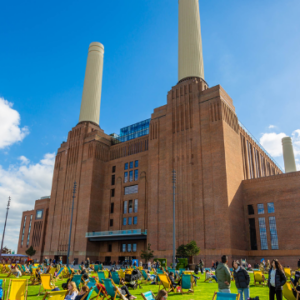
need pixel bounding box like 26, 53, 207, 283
118, 256, 136, 266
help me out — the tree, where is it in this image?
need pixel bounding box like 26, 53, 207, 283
176, 244, 188, 257
176, 240, 200, 264
25, 246, 36, 257
140, 243, 154, 262
1, 246, 11, 254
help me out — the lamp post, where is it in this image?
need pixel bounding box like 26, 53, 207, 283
67, 182, 77, 267
0, 197, 11, 261
172, 170, 176, 268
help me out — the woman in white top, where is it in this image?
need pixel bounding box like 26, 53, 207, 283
65, 282, 78, 300
267, 259, 286, 300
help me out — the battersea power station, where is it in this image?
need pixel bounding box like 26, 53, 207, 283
17, 0, 300, 267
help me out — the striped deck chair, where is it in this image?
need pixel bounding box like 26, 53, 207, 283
253, 271, 265, 285
212, 292, 240, 300
0, 279, 6, 300
158, 274, 176, 293
42, 291, 67, 300
103, 279, 127, 300
6, 279, 28, 300
38, 274, 57, 295
97, 271, 106, 284
181, 274, 194, 294
141, 291, 155, 300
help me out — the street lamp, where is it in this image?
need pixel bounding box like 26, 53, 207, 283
0, 197, 11, 261
172, 170, 176, 268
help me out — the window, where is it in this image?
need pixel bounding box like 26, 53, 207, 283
129, 171, 133, 182
112, 166, 116, 173
124, 185, 138, 195
249, 218, 257, 250
26, 215, 33, 247
128, 200, 133, 213
133, 216, 138, 225
111, 175, 115, 185
257, 204, 264, 214
258, 218, 268, 250
134, 170, 138, 181
123, 201, 127, 214
128, 217, 132, 225
135, 160, 139, 168
124, 172, 128, 183
111, 189, 115, 197
123, 218, 127, 225
108, 244, 112, 252
134, 199, 138, 213
36, 209, 43, 219
133, 244, 137, 252
269, 217, 279, 249
130, 162, 133, 169
267, 203, 275, 214
110, 219, 113, 227
110, 203, 114, 214
21, 216, 27, 247
125, 163, 128, 170
122, 244, 126, 252
248, 205, 254, 215
128, 244, 132, 252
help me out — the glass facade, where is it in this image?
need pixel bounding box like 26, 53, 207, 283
267, 202, 275, 213
124, 185, 138, 195
134, 216, 138, 225
129, 171, 133, 182
134, 170, 138, 181
258, 217, 268, 250
257, 204, 264, 214
269, 216, 279, 249
124, 172, 128, 183
134, 199, 138, 213
135, 160, 139, 168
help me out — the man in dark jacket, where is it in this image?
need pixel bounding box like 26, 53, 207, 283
215, 255, 231, 293
232, 260, 250, 300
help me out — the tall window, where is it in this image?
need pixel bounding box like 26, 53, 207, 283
130, 162, 133, 169
258, 218, 268, 250
110, 219, 113, 227
26, 215, 33, 247
129, 171, 133, 182
122, 244, 126, 252
135, 160, 139, 168
247, 141, 254, 179
134, 170, 138, 181
249, 218, 257, 250
124, 172, 128, 183
134, 199, 138, 213
111, 175, 115, 185
123, 218, 127, 225
111, 189, 115, 197
267, 203, 275, 214
248, 205, 254, 215
269, 217, 279, 249
128, 200, 133, 213
123, 201, 127, 214
36, 209, 43, 219
257, 204, 264, 214
128, 244, 132, 252
112, 166, 116, 173
133, 244, 137, 252
110, 203, 114, 214
125, 163, 128, 170
128, 217, 132, 225
133, 216, 138, 225
21, 216, 27, 247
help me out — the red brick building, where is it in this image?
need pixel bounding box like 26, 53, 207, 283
17, 0, 300, 268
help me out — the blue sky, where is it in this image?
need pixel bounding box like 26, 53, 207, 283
0, 0, 300, 251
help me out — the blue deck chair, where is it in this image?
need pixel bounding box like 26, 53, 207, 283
99, 264, 103, 271
56, 267, 64, 277
181, 274, 193, 294
205, 268, 211, 272
72, 274, 82, 289
87, 277, 97, 289
141, 291, 155, 300
212, 292, 240, 300
94, 265, 99, 273
111, 271, 120, 285
0, 279, 6, 300
97, 271, 106, 284
103, 278, 126, 300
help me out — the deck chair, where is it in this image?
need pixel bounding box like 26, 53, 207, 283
141, 291, 155, 300
212, 292, 240, 300
103, 278, 127, 300
111, 271, 120, 285
56, 267, 64, 279
97, 271, 106, 283
21, 265, 30, 276
141, 270, 152, 283
283, 282, 297, 300
181, 274, 194, 294
0, 279, 6, 300
285, 268, 292, 280
42, 291, 67, 300
179, 268, 185, 276
253, 271, 265, 285
158, 274, 176, 293
119, 270, 125, 280
156, 269, 164, 283
94, 265, 99, 272
6, 279, 28, 300
86, 277, 97, 289
71, 274, 83, 289
38, 274, 57, 295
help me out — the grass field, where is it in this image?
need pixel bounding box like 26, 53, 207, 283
0, 272, 270, 300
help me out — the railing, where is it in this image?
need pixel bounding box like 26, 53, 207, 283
86, 229, 147, 238
239, 121, 284, 172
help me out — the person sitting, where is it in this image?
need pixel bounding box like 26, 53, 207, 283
74, 286, 89, 300
169, 272, 181, 287
205, 269, 217, 282
155, 290, 168, 300
80, 266, 87, 275
65, 282, 78, 300
11, 265, 22, 278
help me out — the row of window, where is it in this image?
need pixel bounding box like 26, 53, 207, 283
122, 243, 137, 252
248, 202, 274, 215
125, 161, 139, 170
123, 217, 138, 225
124, 170, 138, 183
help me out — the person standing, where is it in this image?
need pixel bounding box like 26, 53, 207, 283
199, 259, 204, 274
215, 255, 231, 293
268, 259, 286, 300
232, 260, 250, 300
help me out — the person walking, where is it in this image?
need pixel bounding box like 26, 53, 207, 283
268, 259, 286, 300
199, 259, 204, 274
232, 260, 250, 300
215, 255, 231, 293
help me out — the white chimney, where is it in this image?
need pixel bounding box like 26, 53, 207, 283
282, 137, 297, 173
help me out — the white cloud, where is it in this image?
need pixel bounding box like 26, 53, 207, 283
268, 125, 276, 129
0, 97, 29, 149
260, 132, 287, 157
0, 153, 55, 252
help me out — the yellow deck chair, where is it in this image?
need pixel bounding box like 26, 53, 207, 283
42, 291, 67, 300
6, 279, 28, 300
158, 274, 176, 293
284, 268, 292, 280
253, 271, 265, 285
283, 282, 297, 300
119, 269, 125, 280
38, 274, 57, 295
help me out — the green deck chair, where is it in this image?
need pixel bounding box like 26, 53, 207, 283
97, 271, 106, 284
212, 292, 240, 300
94, 265, 99, 272
86, 277, 97, 289
0, 279, 6, 300
111, 271, 120, 285
181, 274, 193, 294
71, 274, 82, 289
141, 270, 151, 283
141, 291, 155, 300
103, 278, 126, 300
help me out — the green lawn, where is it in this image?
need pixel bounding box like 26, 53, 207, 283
0, 272, 270, 300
